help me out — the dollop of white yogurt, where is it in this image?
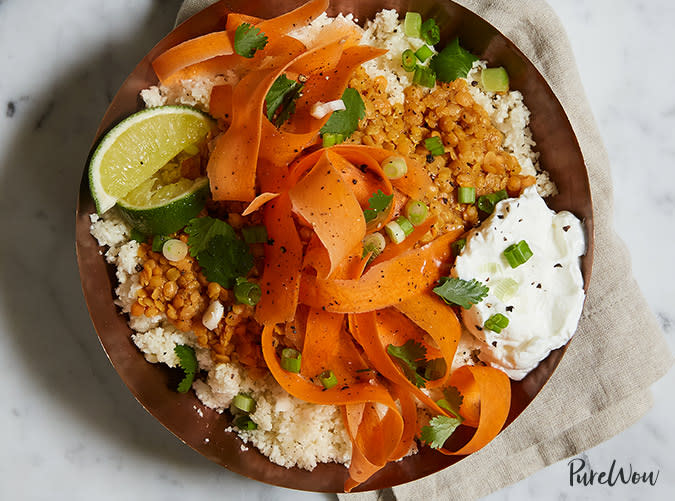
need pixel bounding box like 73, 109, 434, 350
453, 186, 586, 380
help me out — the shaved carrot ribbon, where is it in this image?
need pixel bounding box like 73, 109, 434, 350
242, 192, 279, 216
152, 31, 234, 83
299, 228, 462, 313
209, 84, 232, 120
254, 193, 302, 324
441, 366, 511, 455
289, 152, 366, 277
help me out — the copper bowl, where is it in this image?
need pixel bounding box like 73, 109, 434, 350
75, 0, 594, 493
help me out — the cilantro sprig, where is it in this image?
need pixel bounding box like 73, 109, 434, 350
185, 217, 254, 289
265, 74, 304, 127
174, 345, 197, 393
421, 386, 465, 449
433, 277, 489, 309
363, 190, 393, 224
387, 340, 428, 388
421, 415, 463, 449
234, 23, 268, 58
320, 88, 365, 140
438, 386, 464, 417
430, 38, 478, 83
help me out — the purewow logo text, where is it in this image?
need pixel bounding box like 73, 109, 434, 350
568, 458, 659, 487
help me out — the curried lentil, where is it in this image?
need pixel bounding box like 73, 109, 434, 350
347, 67, 536, 237
132, 232, 264, 369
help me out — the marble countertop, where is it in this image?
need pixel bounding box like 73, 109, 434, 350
0, 0, 672, 499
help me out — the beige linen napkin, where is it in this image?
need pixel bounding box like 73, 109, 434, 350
176, 1, 673, 499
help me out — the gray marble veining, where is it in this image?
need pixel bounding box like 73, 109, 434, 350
0, 0, 672, 499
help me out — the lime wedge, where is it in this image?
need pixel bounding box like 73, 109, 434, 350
88, 105, 214, 213
118, 175, 210, 236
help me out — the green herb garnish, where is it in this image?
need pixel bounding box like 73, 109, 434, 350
265, 74, 304, 127
424, 136, 445, 156
430, 38, 478, 83
477, 189, 508, 214
484, 313, 510, 333
151, 234, 170, 252
320, 88, 365, 141
503, 240, 533, 268
433, 277, 489, 309
387, 339, 428, 388
438, 386, 464, 417
451, 238, 466, 256
233, 23, 268, 58
420, 415, 463, 449
185, 217, 254, 289
421, 386, 465, 448
421, 18, 440, 46
174, 345, 197, 393
363, 189, 393, 224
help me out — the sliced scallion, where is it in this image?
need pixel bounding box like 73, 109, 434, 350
281, 348, 302, 373
404, 200, 429, 226
362, 232, 386, 258
458, 186, 476, 204
413, 65, 436, 88
163, 239, 189, 262
478, 262, 499, 275
382, 156, 408, 179
319, 370, 338, 389
484, 313, 509, 333
404, 12, 422, 38
233, 414, 258, 430
395, 216, 414, 237
421, 18, 440, 46
152, 234, 170, 253
481, 67, 510, 92
503, 240, 533, 268
493, 278, 519, 301
476, 189, 508, 214
401, 49, 417, 72
241, 224, 268, 244
322, 132, 344, 147
451, 238, 466, 256
385, 220, 406, 244
232, 393, 256, 413
415, 44, 433, 62
424, 136, 445, 156
234, 277, 261, 306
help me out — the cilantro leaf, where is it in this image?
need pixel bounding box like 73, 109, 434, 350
430, 38, 478, 83
420, 415, 463, 449
234, 23, 268, 58
363, 190, 393, 224
433, 277, 489, 309
195, 234, 254, 289
185, 217, 237, 256
437, 386, 464, 418
185, 217, 254, 289
174, 345, 197, 393
319, 88, 365, 139
265, 74, 304, 127
387, 340, 428, 388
